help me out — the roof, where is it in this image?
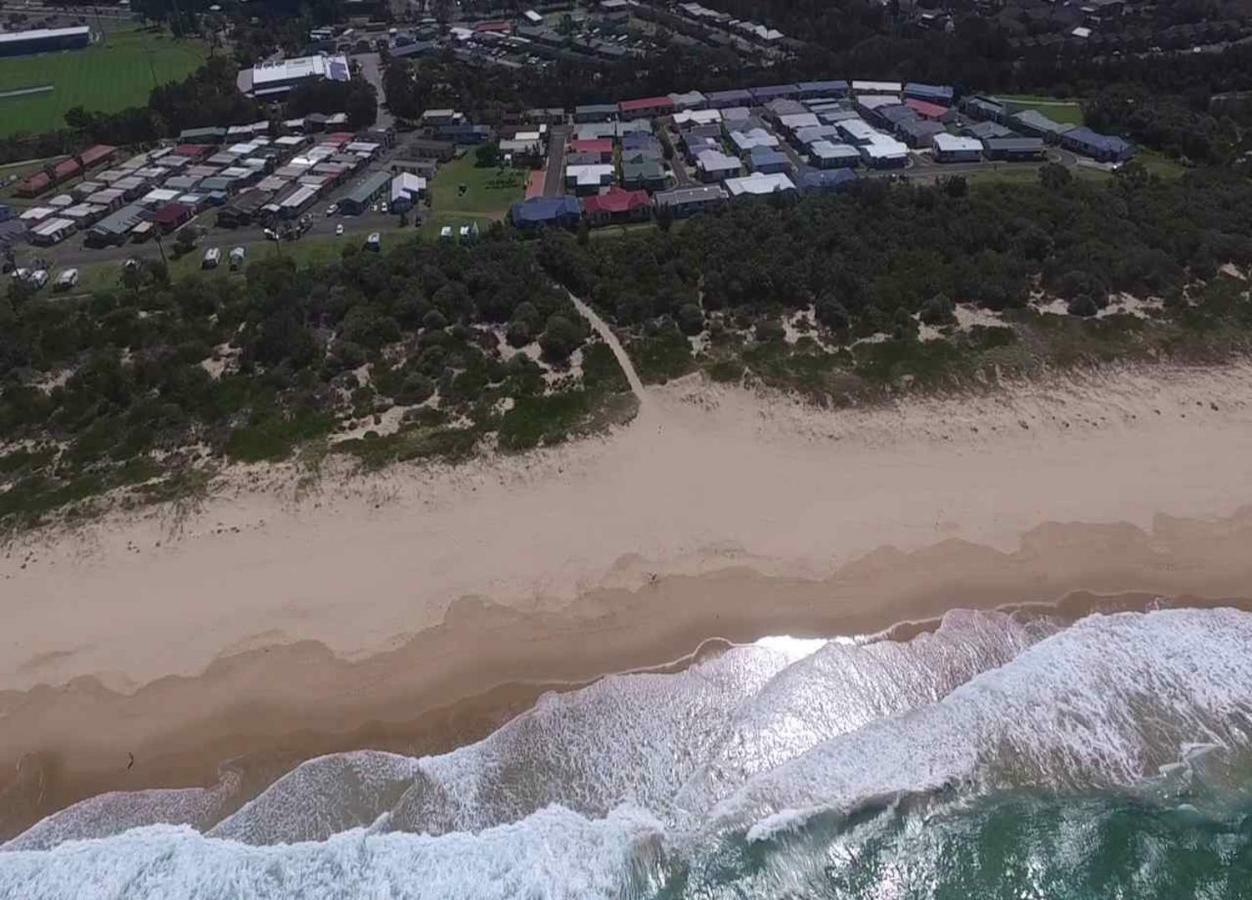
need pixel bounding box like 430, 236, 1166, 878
799, 168, 857, 191
153, 202, 192, 225
750, 84, 800, 102
749, 146, 789, 165
852, 80, 902, 94
904, 82, 954, 102
933, 133, 983, 153
857, 94, 901, 112
78, 144, 115, 166
390, 172, 427, 201
696, 149, 741, 172
1063, 127, 1131, 154
796, 80, 848, 96
794, 125, 842, 145
983, 136, 1045, 152
511, 195, 581, 223
344, 170, 391, 204
0, 25, 89, 45
249, 54, 350, 87
619, 96, 674, 114
904, 98, 949, 119
778, 112, 820, 131
809, 140, 860, 160
569, 138, 612, 154
724, 172, 796, 196
575, 103, 618, 115
964, 120, 1015, 140
94, 204, 148, 235
668, 91, 707, 109
704, 89, 753, 106
1012, 109, 1075, 136
898, 119, 944, 140
622, 157, 664, 179
729, 128, 778, 151
33, 216, 75, 235
583, 186, 650, 215
654, 185, 728, 206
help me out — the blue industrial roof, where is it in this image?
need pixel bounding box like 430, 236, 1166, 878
800, 169, 858, 192
796, 80, 849, 96
905, 82, 955, 102
511, 196, 581, 225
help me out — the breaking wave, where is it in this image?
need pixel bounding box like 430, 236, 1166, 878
3, 607, 1251, 899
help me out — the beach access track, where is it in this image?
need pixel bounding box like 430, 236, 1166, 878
569, 292, 648, 404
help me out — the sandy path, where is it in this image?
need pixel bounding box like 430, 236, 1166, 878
3, 363, 1252, 699
569, 292, 648, 402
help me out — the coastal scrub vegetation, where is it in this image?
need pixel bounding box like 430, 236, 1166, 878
535, 168, 1252, 399
0, 237, 632, 530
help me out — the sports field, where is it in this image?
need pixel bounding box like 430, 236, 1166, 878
0, 27, 207, 137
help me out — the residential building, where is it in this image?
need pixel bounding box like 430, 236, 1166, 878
724, 171, 797, 197
777, 112, 821, 134
858, 136, 910, 168
238, 53, 350, 98
851, 80, 902, 95
795, 80, 849, 99
728, 128, 779, 155
857, 95, 903, 121
897, 118, 944, 148
798, 168, 858, 193
904, 99, 954, 122
1060, 126, 1134, 161
153, 202, 193, 233
766, 98, 807, 120
837, 119, 883, 145
339, 171, 392, 214
748, 147, 791, 175
619, 96, 675, 120
390, 173, 427, 212
574, 103, 618, 123
86, 203, 150, 246
621, 133, 663, 159
405, 138, 456, 161
809, 141, 861, 168
963, 120, 1015, 140
621, 157, 668, 192
961, 95, 1007, 123
704, 89, 753, 109
582, 186, 652, 225
673, 108, 721, 127
568, 138, 613, 163
982, 136, 1046, 161
564, 164, 616, 194
668, 91, 707, 111
750, 84, 801, 103
696, 148, 742, 181
29, 217, 76, 246
904, 83, 955, 104
510, 195, 582, 229
653, 184, 728, 217
932, 133, 984, 162
1011, 109, 1075, 142
793, 124, 842, 147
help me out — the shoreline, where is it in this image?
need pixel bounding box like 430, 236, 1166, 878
5, 363, 1252, 839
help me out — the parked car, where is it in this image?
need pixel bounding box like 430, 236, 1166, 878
54, 268, 79, 291
202, 247, 221, 269
229, 246, 246, 270
365, 232, 381, 252
325, 203, 337, 216
335, 224, 344, 236
29, 269, 49, 290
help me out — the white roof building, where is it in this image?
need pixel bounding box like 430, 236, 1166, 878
695, 148, 742, 177
564, 164, 615, 189
673, 108, 721, 126
390, 172, 427, 205
140, 188, 181, 206
239, 53, 351, 97
20, 206, 55, 222
777, 112, 821, 132
852, 80, 902, 95
809, 140, 861, 164
728, 128, 779, 153
932, 133, 983, 154
837, 118, 883, 145
857, 94, 902, 112
724, 172, 796, 196
859, 136, 909, 163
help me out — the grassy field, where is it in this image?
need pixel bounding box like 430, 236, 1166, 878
0, 27, 207, 137
994, 94, 1085, 126
429, 154, 526, 216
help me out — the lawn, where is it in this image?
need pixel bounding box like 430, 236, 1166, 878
0, 27, 207, 137
429, 154, 526, 217
994, 94, 1085, 126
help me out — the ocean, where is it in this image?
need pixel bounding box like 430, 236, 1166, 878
2, 606, 1250, 899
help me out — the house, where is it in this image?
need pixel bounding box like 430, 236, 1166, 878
704, 89, 753, 109
673, 108, 721, 127
621, 156, 668, 192
932, 133, 984, 162
857, 95, 904, 122
982, 136, 1046, 161
653, 184, 728, 217
777, 112, 821, 134
809, 141, 861, 168
724, 171, 797, 198
52, 158, 82, 183
78, 144, 117, 171
29, 217, 75, 246
750, 84, 800, 103
574, 103, 618, 123
897, 118, 944, 148
15, 172, 51, 197
565, 164, 616, 194
798, 168, 858, 193
621, 133, 663, 159
390, 172, 427, 213
510, 195, 582, 229
837, 119, 883, 145
851, 80, 902, 96
582, 186, 652, 225
766, 98, 807, 120
793, 124, 842, 147
419, 108, 464, 127
392, 159, 439, 179
963, 120, 1015, 140
619, 96, 674, 120
339, 171, 392, 214
728, 128, 779, 155
858, 136, 910, 168
904, 99, 954, 122
239, 53, 350, 98
695, 148, 742, 182
668, 90, 707, 111
961, 95, 1007, 123
86, 203, 151, 246
904, 83, 955, 104
405, 138, 456, 161
153, 202, 193, 233
568, 138, 613, 163
178, 126, 227, 144
748, 147, 791, 174
1060, 126, 1134, 162
1012, 109, 1075, 142
795, 80, 849, 99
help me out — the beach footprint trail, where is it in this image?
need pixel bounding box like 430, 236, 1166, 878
568, 293, 648, 406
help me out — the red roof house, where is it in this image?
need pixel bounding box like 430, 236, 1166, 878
52, 158, 82, 182
174, 143, 212, 158
618, 96, 675, 119
16, 171, 52, 197
581, 186, 652, 224
568, 138, 613, 162
473, 19, 512, 33
77, 144, 117, 169
153, 201, 193, 232
904, 98, 952, 121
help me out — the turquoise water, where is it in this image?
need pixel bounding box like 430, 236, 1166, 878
3, 607, 1251, 899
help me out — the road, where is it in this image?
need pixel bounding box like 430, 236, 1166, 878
352, 52, 393, 130
543, 125, 570, 197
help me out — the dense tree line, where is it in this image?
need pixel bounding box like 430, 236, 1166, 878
0, 236, 631, 528
1085, 84, 1252, 165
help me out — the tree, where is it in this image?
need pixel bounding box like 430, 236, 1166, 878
539, 314, 581, 361
1038, 162, 1071, 191
475, 142, 501, 168
943, 176, 968, 198
920, 293, 955, 326
676, 303, 704, 336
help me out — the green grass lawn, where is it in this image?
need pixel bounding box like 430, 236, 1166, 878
0, 27, 207, 137
429, 155, 526, 217
994, 94, 1085, 126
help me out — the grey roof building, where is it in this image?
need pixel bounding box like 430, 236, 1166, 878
1011, 109, 1075, 141
654, 184, 728, 217
962, 120, 1015, 140
961, 95, 1006, 122
897, 118, 945, 148
982, 136, 1046, 159
339, 171, 392, 214
1060, 126, 1135, 162
574, 103, 618, 123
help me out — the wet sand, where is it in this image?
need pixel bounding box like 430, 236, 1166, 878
4, 364, 1252, 839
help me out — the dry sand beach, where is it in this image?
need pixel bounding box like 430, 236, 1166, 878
4, 361, 1252, 837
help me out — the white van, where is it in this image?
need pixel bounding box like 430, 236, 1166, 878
54, 268, 79, 291
229, 246, 246, 270
202, 247, 221, 269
